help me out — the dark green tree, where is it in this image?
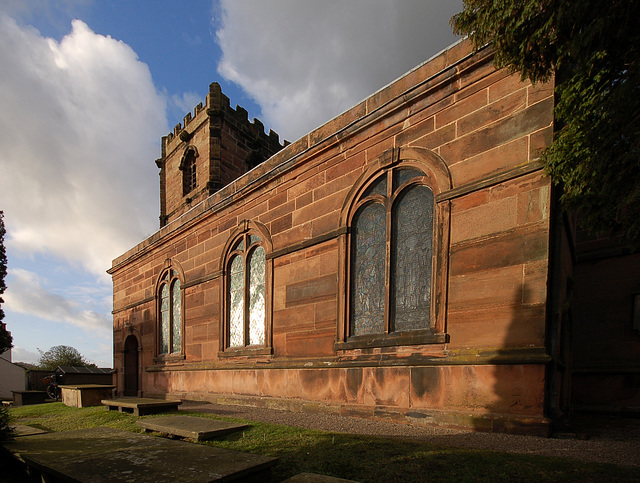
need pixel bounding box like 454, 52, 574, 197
0, 211, 13, 353
452, 1, 640, 246
37, 345, 96, 371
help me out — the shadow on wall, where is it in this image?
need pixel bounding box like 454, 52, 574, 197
477, 281, 552, 435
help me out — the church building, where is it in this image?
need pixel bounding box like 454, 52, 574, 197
109, 39, 640, 435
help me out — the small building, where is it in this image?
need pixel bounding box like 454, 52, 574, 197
54, 366, 113, 386
109, 39, 640, 434
0, 331, 27, 400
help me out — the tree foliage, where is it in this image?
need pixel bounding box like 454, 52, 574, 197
452, 1, 640, 246
37, 345, 96, 371
0, 210, 12, 353
0, 405, 14, 444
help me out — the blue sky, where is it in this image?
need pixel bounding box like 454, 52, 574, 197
0, 0, 461, 367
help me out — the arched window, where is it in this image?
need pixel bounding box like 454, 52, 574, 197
157, 268, 182, 355
339, 149, 450, 349
181, 147, 197, 196
221, 222, 272, 355
350, 167, 433, 336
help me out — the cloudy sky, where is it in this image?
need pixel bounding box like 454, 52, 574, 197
0, 0, 461, 367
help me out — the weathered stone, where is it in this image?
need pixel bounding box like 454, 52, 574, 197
136, 415, 248, 441
6, 426, 277, 482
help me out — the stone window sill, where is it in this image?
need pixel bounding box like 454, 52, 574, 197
153, 353, 186, 363
335, 329, 448, 350
218, 346, 273, 358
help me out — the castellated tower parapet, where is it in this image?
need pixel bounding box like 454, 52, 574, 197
156, 83, 285, 227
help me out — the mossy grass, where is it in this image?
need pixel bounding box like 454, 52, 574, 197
8, 404, 639, 482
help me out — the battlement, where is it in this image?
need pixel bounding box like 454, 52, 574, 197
162, 83, 285, 155
157, 82, 286, 227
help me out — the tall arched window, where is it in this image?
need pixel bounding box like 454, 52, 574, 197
157, 268, 182, 355
181, 147, 197, 196
221, 222, 272, 356
350, 167, 433, 336
339, 149, 450, 349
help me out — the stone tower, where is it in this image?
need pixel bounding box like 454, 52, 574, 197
156, 83, 285, 227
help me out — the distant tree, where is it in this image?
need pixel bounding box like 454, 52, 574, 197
452, 1, 640, 246
37, 345, 96, 371
0, 211, 13, 353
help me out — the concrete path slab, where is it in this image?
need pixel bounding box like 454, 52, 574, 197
136, 415, 249, 441
6, 426, 277, 482
10, 424, 49, 437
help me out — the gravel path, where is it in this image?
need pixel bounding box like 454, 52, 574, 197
180, 401, 640, 468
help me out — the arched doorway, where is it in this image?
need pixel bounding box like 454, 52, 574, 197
123, 335, 139, 396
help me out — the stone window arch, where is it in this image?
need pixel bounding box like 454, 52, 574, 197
156, 260, 184, 357
220, 220, 273, 356
337, 147, 451, 349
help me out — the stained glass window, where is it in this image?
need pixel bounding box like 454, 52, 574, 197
394, 168, 423, 190
248, 235, 262, 246
392, 186, 433, 332
226, 232, 267, 349
229, 255, 245, 347
160, 284, 170, 354
248, 247, 266, 345
349, 167, 434, 338
363, 175, 387, 197
171, 280, 182, 353
158, 268, 182, 355
351, 203, 386, 336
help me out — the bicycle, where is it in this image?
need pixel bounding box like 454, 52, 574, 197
41, 375, 61, 401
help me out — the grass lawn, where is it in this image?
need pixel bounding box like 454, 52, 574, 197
5, 403, 638, 482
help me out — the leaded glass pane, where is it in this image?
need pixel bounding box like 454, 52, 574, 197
248, 234, 261, 246
233, 239, 244, 252
171, 280, 181, 353
393, 168, 424, 191
228, 255, 245, 347
160, 284, 170, 354
350, 202, 386, 336
363, 175, 387, 198
248, 246, 266, 345
392, 185, 433, 332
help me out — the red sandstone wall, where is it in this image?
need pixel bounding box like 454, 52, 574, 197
110, 40, 555, 434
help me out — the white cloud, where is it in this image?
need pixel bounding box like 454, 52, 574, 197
9, 346, 40, 365
215, 0, 462, 142
0, 15, 167, 279
3, 268, 111, 333
167, 90, 204, 126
